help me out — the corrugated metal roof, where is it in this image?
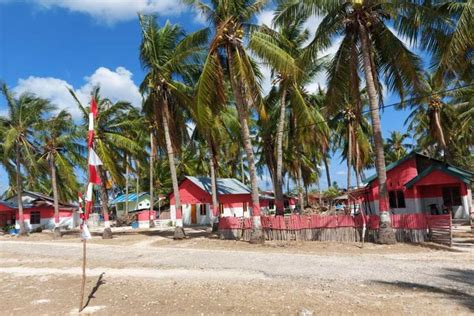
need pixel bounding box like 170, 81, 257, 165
5, 191, 75, 208
111, 192, 149, 204
186, 176, 251, 195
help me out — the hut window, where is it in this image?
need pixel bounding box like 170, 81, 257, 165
30, 211, 41, 224
442, 187, 461, 206
269, 201, 274, 209
389, 190, 406, 208
219, 203, 224, 214
243, 202, 247, 213
200, 204, 206, 215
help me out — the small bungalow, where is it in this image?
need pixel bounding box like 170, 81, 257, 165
111, 192, 151, 217
170, 176, 256, 226
360, 152, 473, 219
259, 191, 297, 212
4, 191, 79, 231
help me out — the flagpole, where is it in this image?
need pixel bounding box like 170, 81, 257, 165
79, 91, 98, 312
79, 237, 87, 311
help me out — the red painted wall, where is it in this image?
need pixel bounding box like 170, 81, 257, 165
14, 207, 74, 220
220, 194, 252, 204
0, 204, 15, 212
170, 179, 212, 205
368, 158, 418, 201
137, 210, 157, 221
413, 170, 467, 196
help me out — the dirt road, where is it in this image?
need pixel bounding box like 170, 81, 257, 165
0, 233, 473, 315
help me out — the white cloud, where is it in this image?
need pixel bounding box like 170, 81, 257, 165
32, 0, 186, 24
256, 9, 274, 27
191, 7, 207, 25
303, 15, 324, 40
13, 76, 82, 117
336, 170, 347, 176
13, 66, 142, 119
259, 63, 273, 95
253, 11, 338, 92
77, 66, 141, 107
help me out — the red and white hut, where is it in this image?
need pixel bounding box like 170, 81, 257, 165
170, 176, 257, 226
4, 191, 79, 231
359, 152, 472, 219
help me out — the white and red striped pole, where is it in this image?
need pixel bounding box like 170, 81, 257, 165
79, 94, 100, 311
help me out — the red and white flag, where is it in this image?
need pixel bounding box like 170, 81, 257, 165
88, 148, 103, 185
90, 97, 98, 118
84, 183, 94, 219
88, 112, 94, 148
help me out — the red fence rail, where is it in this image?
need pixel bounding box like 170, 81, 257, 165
219, 213, 452, 245
426, 214, 452, 246
219, 213, 434, 230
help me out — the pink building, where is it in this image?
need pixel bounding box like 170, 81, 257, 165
170, 176, 258, 226
360, 153, 472, 219
3, 191, 78, 231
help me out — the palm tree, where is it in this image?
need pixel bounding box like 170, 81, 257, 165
0, 127, 16, 198
250, 18, 326, 215
139, 15, 207, 239
35, 110, 84, 238
405, 0, 474, 80
276, 0, 423, 243
404, 75, 474, 168
184, 0, 268, 243
70, 88, 142, 238
0, 84, 53, 235
384, 131, 412, 164
403, 74, 451, 155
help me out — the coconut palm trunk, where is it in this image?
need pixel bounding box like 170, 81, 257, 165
297, 163, 304, 213
275, 87, 287, 216
323, 155, 331, 187
162, 96, 185, 239
355, 140, 362, 188
99, 167, 112, 239
125, 157, 129, 215
347, 123, 353, 191
433, 109, 447, 152
227, 48, 263, 244
149, 132, 155, 227
15, 146, 27, 236
49, 154, 61, 238
359, 24, 395, 244
209, 151, 219, 232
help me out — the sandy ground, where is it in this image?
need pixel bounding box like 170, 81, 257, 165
0, 227, 473, 315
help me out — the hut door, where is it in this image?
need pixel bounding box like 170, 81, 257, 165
191, 204, 197, 224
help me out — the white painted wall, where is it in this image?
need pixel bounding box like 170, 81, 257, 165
367, 195, 470, 219
15, 215, 77, 232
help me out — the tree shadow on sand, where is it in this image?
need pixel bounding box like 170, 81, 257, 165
372, 268, 474, 311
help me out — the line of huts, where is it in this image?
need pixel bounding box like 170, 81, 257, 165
1, 152, 472, 232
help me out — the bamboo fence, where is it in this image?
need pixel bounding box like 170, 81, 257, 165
218, 213, 452, 245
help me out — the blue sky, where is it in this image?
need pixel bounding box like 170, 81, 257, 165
0, 0, 418, 195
